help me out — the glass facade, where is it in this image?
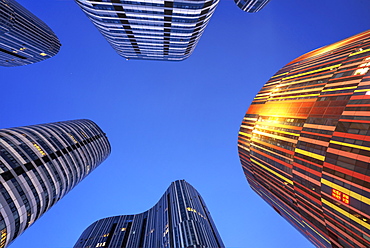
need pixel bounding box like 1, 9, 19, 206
238, 30, 370, 247
234, 0, 270, 13
74, 0, 218, 61
0, 119, 111, 247
0, 0, 61, 67
74, 180, 224, 248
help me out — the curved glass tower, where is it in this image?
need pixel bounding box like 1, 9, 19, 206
0, 0, 61, 67
234, 0, 270, 12
0, 119, 111, 247
75, 0, 219, 61
238, 30, 370, 247
74, 180, 224, 248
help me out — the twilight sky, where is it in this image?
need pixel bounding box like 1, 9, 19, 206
2, 0, 370, 247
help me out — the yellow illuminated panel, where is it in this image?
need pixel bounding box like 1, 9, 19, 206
238, 30, 370, 247
40, 52, 47, 56
0, 229, 6, 248
322, 199, 370, 230
321, 86, 357, 92
186, 207, 206, 219
322, 179, 370, 205
33, 143, 46, 156
282, 64, 341, 80
68, 133, 78, 143
330, 140, 370, 152
349, 48, 370, 57
251, 158, 293, 185
186, 207, 197, 213
271, 72, 289, 78
238, 131, 250, 137
295, 148, 325, 161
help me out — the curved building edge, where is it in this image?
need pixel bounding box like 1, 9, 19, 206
74, 180, 224, 248
0, 119, 110, 247
234, 0, 270, 13
0, 0, 61, 67
74, 0, 218, 61
238, 29, 370, 247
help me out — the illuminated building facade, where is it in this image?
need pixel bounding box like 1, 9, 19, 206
74, 180, 224, 248
0, 119, 111, 247
0, 0, 61, 67
75, 0, 218, 61
234, 0, 270, 12
238, 30, 370, 247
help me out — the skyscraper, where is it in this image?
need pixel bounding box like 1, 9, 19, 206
234, 0, 270, 12
238, 30, 370, 247
0, 119, 111, 247
74, 0, 218, 61
0, 0, 61, 67
74, 180, 224, 248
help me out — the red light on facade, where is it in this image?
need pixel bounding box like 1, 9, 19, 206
332, 189, 342, 200
342, 193, 350, 205
331, 189, 350, 205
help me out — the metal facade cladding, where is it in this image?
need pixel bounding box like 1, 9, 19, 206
0, 119, 111, 247
233, 0, 270, 13
75, 0, 219, 61
74, 180, 224, 248
238, 30, 370, 247
0, 0, 61, 67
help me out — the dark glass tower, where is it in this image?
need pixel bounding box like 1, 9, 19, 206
0, 119, 111, 247
75, 0, 218, 61
0, 0, 61, 67
238, 30, 370, 247
74, 180, 224, 248
234, 0, 270, 12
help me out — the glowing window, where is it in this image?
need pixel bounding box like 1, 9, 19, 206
68, 133, 78, 143
331, 188, 350, 205
33, 143, 46, 156
342, 193, 350, 204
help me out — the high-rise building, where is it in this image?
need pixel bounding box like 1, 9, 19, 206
0, 0, 61, 67
238, 30, 370, 247
0, 119, 111, 247
74, 0, 218, 61
234, 0, 270, 12
74, 180, 224, 248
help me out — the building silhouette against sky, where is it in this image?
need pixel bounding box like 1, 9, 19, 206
74, 180, 224, 248
0, 0, 61, 67
238, 30, 370, 247
75, 0, 218, 61
0, 119, 110, 247
234, 0, 270, 12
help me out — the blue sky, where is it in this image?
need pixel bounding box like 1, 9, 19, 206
3, 0, 370, 247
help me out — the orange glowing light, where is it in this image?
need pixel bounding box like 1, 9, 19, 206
342, 193, 350, 205
331, 189, 350, 205
288, 30, 370, 65
332, 189, 342, 201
